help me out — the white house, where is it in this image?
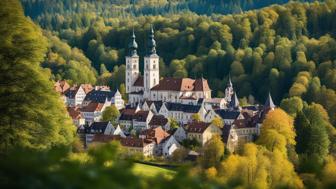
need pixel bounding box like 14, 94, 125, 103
64, 85, 87, 107
173, 126, 187, 142
113, 125, 126, 138
161, 136, 181, 157
83, 89, 125, 110
80, 102, 107, 124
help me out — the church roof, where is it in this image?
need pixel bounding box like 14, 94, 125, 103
151, 77, 211, 92
229, 92, 240, 109
133, 76, 144, 87
264, 92, 275, 109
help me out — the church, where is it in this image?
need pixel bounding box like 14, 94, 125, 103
125, 27, 212, 105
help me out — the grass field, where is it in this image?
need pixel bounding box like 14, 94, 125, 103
132, 163, 176, 179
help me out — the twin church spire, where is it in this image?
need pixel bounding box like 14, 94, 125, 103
128, 25, 156, 56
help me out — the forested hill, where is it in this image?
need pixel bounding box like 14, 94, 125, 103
21, 0, 336, 125
22, 0, 306, 23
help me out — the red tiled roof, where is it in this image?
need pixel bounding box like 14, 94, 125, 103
187, 121, 211, 133
133, 76, 144, 87
92, 134, 121, 143
54, 80, 70, 94
81, 84, 94, 94
120, 137, 153, 148
67, 107, 82, 119
140, 126, 170, 144
151, 77, 211, 92
80, 102, 104, 112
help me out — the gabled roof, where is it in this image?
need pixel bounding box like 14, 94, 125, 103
67, 107, 82, 119
89, 121, 110, 133
140, 126, 169, 144
133, 76, 144, 87
164, 102, 201, 113
64, 86, 81, 98
80, 102, 104, 112
151, 77, 211, 92
81, 84, 94, 94
233, 119, 256, 129
215, 109, 241, 120
149, 115, 168, 126
119, 108, 150, 122
144, 100, 163, 111
84, 90, 116, 103
54, 80, 70, 94
187, 121, 211, 133
113, 125, 126, 137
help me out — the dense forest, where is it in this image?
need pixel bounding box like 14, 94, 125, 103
1, 0, 336, 188
21, 0, 336, 125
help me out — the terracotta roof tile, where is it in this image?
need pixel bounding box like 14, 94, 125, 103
187, 121, 211, 133
80, 102, 104, 112
151, 77, 211, 92
67, 107, 82, 119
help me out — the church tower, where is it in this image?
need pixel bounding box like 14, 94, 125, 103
144, 25, 160, 99
125, 29, 139, 94
225, 74, 234, 102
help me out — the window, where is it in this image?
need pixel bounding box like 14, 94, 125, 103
153, 64, 156, 69
133, 64, 136, 69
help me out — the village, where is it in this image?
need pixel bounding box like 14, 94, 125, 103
54, 28, 276, 160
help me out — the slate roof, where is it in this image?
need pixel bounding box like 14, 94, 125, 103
133, 76, 144, 87
86, 121, 110, 133
144, 100, 163, 111
151, 77, 211, 92
64, 86, 80, 98
229, 92, 240, 109
84, 90, 116, 103
222, 124, 233, 143
215, 109, 241, 120
165, 102, 201, 113
187, 121, 211, 133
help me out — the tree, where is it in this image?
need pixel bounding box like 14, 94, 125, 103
101, 105, 120, 124
118, 84, 127, 101
198, 135, 224, 168
280, 96, 304, 117
211, 116, 223, 128
0, 0, 75, 153
258, 108, 296, 152
100, 64, 108, 75
295, 104, 330, 173
192, 113, 201, 122
169, 118, 179, 130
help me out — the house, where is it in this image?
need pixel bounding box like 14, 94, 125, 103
139, 126, 170, 155
213, 109, 243, 125
83, 89, 125, 110
148, 115, 169, 130
113, 125, 126, 138
161, 136, 181, 157
84, 121, 115, 144
64, 85, 86, 107
67, 106, 85, 127
118, 106, 153, 130
232, 118, 259, 149
203, 98, 226, 109
142, 100, 163, 114
120, 137, 155, 157
80, 102, 106, 124
173, 126, 187, 142
159, 102, 206, 124
222, 124, 238, 153
187, 121, 222, 146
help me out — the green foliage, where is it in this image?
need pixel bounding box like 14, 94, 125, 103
198, 135, 225, 169
0, 0, 75, 153
101, 105, 120, 124
280, 96, 304, 117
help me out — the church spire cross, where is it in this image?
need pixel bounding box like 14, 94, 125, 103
128, 28, 138, 56
147, 24, 156, 55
